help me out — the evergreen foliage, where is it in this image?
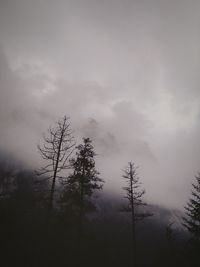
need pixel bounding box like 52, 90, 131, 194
61, 137, 104, 221
183, 172, 200, 242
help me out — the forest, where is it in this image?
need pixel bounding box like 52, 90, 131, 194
0, 116, 199, 267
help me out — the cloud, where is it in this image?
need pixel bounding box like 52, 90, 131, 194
0, 0, 200, 209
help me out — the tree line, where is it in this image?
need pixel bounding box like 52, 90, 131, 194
0, 115, 200, 266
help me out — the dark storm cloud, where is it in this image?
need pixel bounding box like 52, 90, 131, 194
0, 0, 200, 208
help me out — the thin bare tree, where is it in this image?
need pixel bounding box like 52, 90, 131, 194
36, 116, 75, 213
122, 162, 152, 263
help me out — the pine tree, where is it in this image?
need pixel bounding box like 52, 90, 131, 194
183, 172, 200, 244
62, 138, 104, 253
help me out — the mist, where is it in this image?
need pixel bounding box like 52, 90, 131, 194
0, 0, 200, 210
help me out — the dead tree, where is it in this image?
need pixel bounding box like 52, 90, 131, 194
122, 162, 152, 262
36, 116, 75, 213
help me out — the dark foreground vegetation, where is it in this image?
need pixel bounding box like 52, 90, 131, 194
0, 116, 200, 267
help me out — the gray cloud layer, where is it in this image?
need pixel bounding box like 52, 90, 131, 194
0, 0, 200, 209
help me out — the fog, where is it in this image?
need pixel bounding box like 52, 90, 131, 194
0, 0, 200, 209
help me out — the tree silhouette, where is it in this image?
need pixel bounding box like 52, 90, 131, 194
121, 162, 152, 262
36, 116, 75, 214
62, 138, 104, 255
183, 172, 200, 246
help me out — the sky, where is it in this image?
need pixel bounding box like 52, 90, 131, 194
0, 0, 200, 209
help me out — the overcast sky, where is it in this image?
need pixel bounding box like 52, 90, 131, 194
0, 0, 200, 209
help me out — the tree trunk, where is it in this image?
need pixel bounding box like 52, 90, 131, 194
46, 124, 65, 234
130, 163, 136, 265
49, 130, 64, 212
78, 178, 84, 252
77, 162, 85, 260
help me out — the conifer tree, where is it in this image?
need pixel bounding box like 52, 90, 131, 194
183, 172, 200, 244
62, 138, 104, 252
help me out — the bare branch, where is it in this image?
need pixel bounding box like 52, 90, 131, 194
36, 116, 75, 211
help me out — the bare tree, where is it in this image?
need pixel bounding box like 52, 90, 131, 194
121, 162, 152, 262
36, 116, 75, 212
